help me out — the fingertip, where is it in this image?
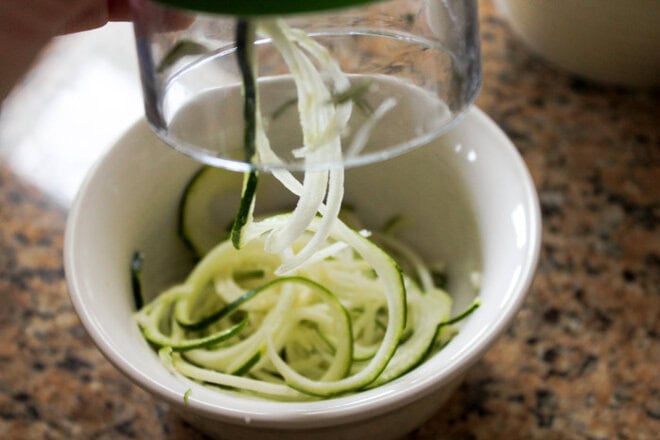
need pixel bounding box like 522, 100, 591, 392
108, 0, 133, 21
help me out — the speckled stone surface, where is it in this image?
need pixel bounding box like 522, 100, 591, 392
1, 2, 658, 439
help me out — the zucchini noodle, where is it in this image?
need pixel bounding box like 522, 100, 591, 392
136, 216, 466, 398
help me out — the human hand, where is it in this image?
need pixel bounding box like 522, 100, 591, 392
1, 0, 131, 101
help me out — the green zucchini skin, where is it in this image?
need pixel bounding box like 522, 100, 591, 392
178, 166, 244, 258
130, 251, 145, 310
231, 170, 259, 249
230, 19, 260, 249
142, 318, 247, 351
177, 167, 206, 257
153, 0, 380, 16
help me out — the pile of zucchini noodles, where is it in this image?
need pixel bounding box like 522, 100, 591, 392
134, 19, 478, 400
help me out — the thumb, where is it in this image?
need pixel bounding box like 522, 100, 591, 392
61, 0, 132, 34
0, 0, 111, 100
59, 3, 110, 34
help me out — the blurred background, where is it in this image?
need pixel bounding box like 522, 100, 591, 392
0, 22, 141, 207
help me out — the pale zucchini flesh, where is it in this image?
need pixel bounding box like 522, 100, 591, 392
179, 166, 243, 257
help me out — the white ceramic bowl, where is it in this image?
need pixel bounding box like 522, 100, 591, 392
65, 107, 541, 440
494, 0, 660, 88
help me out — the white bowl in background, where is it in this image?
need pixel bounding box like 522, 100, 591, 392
494, 0, 660, 88
64, 107, 541, 440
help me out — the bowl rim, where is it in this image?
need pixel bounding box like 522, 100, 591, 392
64, 106, 541, 428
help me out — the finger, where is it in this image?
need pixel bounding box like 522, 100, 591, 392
108, 0, 132, 21
60, 0, 133, 34
4, 0, 100, 36
60, 3, 109, 34
131, 1, 194, 37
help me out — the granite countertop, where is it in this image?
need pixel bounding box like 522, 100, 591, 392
0, 2, 658, 439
